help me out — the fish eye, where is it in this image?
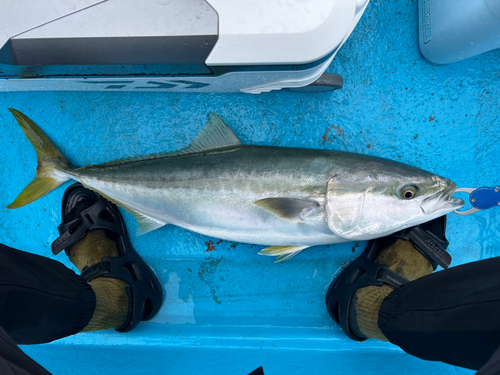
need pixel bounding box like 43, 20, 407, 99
400, 185, 418, 200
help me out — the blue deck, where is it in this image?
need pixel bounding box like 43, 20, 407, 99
1, 1, 499, 374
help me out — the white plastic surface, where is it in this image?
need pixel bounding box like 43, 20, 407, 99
206, 0, 370, 66
419, 0, 500, 64
0, 0, 369, 93
17, 0, 217, 39
0, 0, 104, 49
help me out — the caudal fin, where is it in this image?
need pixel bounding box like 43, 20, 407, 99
7, 109, 73, 209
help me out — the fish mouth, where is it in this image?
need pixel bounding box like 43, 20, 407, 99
441, 189, 465, 210
421, 182, 464, 214
441, 185, 464, 208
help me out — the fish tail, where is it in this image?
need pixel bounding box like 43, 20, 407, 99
7, 108, 74, 209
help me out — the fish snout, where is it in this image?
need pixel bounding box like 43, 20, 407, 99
420, 182, 464, 214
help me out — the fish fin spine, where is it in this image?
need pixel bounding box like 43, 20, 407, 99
134, 213, 168, 235
98, 113, 242, 167
275, 252, 303, 262
7, 109, 73, 209
258, 245, 309, 263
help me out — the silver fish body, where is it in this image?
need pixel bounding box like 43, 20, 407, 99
7, 109, 464, 261
75, 146, 345, 247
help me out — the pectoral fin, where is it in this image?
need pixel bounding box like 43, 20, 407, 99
254, 198, 320, 222
258, 245, 309, 263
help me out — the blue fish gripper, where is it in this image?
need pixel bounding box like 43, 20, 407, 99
454, 186, 500, 215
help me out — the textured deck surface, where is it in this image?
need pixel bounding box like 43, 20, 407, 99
1, 1, 499, 374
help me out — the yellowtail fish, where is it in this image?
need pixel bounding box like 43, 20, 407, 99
6, 109, 463, 262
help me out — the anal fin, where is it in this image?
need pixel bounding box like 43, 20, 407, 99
258, 245, 309, 263
79, 183, 168, 236
132, 211, 168, 235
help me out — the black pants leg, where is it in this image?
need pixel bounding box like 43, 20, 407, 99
378, 257, 500, 373
0, 327, 51, 375
0, 243, 96, 345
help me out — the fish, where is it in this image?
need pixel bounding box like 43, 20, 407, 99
6, 108, 464, 262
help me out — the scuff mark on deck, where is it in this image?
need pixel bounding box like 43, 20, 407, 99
149, 272, 195, 325
198, 257, 222, 305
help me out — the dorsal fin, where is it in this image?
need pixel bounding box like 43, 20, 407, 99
99, 113, 242, 167
188, 112, 242, 152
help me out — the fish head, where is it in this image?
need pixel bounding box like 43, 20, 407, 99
324, 158, 464, 241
